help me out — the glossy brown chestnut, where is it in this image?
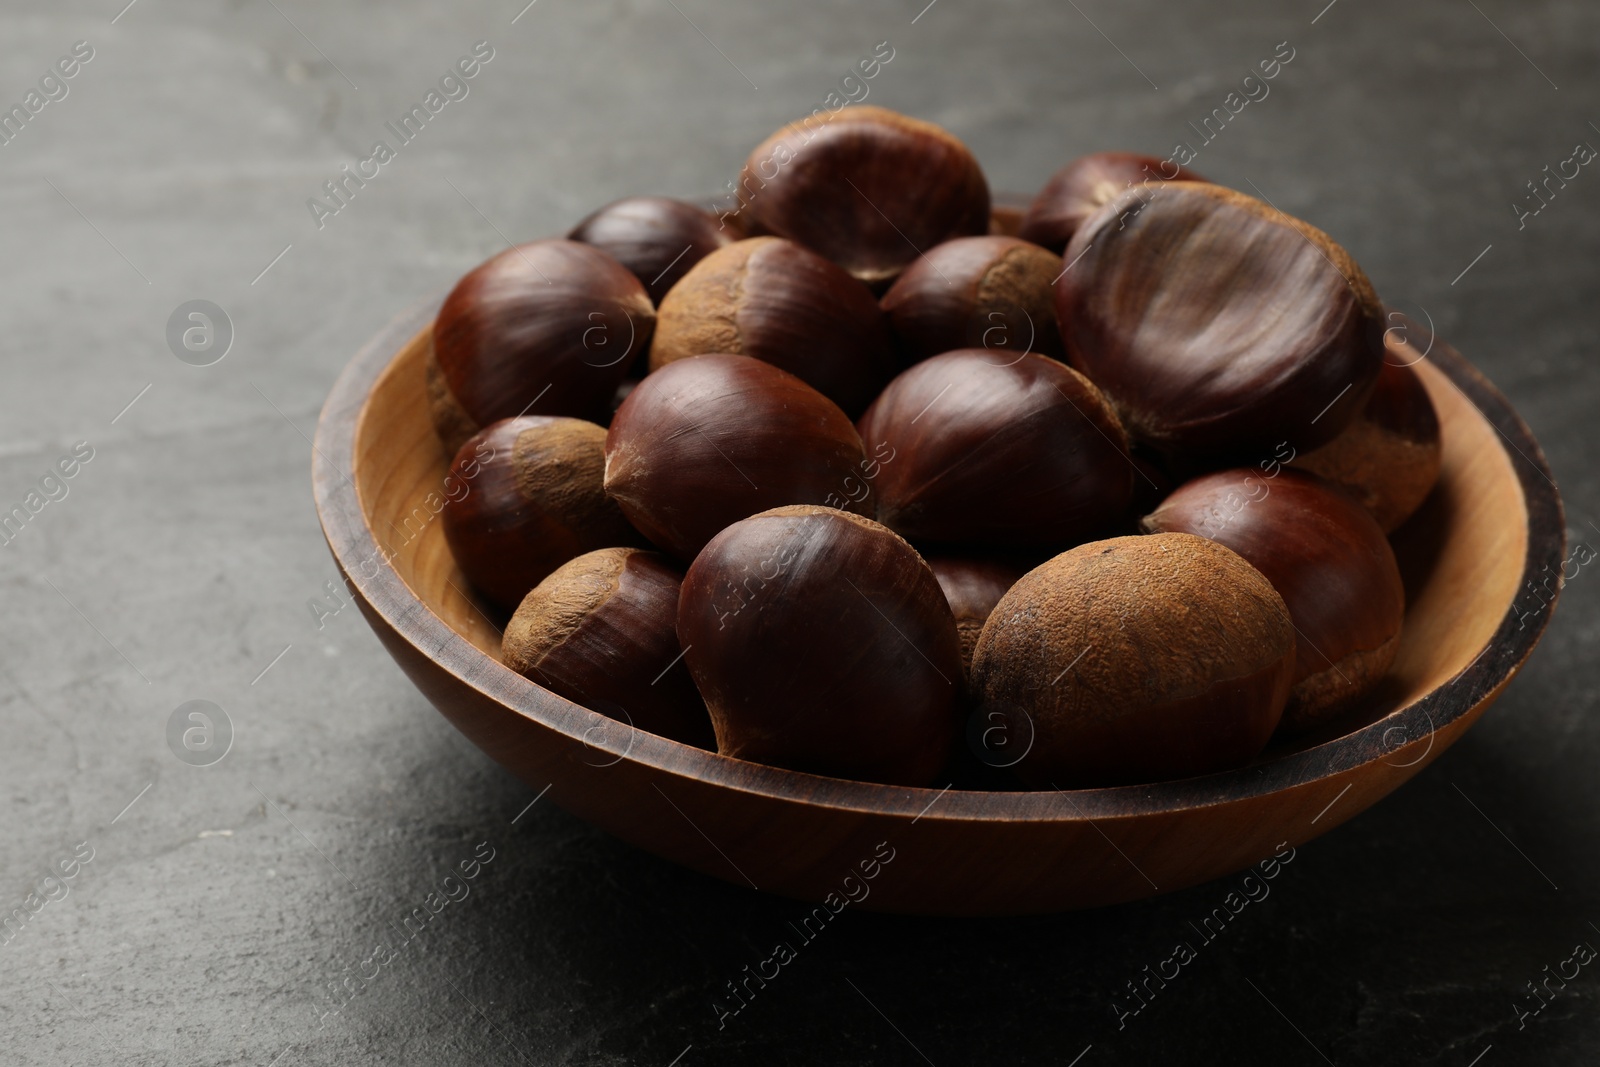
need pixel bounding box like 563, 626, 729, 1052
678, 505, 962, 786
927, 556, 1026, 682
879, 236, 1065, 364
567, 197, 735, 305
1018, 151, 1203, 253
604, 354, 872, 560
1141, 468, 1405, 732
1056, 182, 1385, 463
971, 533, 1295, 787
502, 547, 713, 748
736, 106, 990, 287
440, 417, 642, 613
431, 239, 654, 450
1292, 356, 1442, 532
648, 236, 895, 417
856, 350, 1133, 547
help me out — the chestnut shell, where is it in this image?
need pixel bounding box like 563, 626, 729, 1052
1019, 151, 1204, 253
927, 556, 1026, 681
678, 505, 962, 786
972, 533, 1295, 788
567, 197, 734, 305
1292, 357, 1442, 532
441, 416, 643, 613
1141, 468, 1405, 732
737, 106, 991, 287
856, 350, 1134, 547
502, 547, 712, 748
1056, 182, 1385, 464
649, 236, 895, 417
604, 354, 872, 560
433, 239, 654, 432
880, 235, 1065, 364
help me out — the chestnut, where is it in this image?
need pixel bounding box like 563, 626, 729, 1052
604, 354, 873, 560
855, 350, 1134, 547
927, 556, 1026, 682
1140, 468, 1405, 732
649, 236, 895, 416
567, 197, 734, 305
879, 236, 1065, 364
1056, 182, 1385, 464
432, 239, 654, 451
503, 548, 713, 748
736, 106, 990, 287
1019, 151, 1203, 253
971, 533, 1295, 787
440, 417, 642, 613
678, 505, 962, 786
1291, 357, 1442, 532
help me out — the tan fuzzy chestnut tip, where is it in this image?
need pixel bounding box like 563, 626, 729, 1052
976, 243, 1062, 317
1293, 422, 1442, 532
648, 239, 765, 370
1282, 630, 1402, 734
511, 419, 628, 539
502, 547, 636, 678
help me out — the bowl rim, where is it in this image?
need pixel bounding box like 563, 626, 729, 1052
313, 294, 1565, 824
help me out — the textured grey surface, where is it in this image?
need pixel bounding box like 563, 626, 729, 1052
0, 0, 1596, 1064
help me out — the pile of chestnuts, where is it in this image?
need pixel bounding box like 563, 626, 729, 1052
432, 105, 1441, 790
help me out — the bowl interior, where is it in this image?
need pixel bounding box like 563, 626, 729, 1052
352, 322, 1528, 765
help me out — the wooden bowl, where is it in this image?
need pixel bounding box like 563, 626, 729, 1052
314, 291, 1563, 916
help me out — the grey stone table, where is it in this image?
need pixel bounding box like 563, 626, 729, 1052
1, 1, 1595, 1063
